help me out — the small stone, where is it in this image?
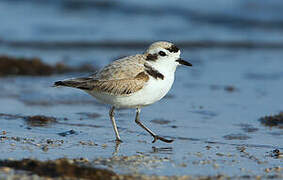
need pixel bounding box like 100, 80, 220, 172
46, 139, 53, 144
274, 166, 282, 172
102, 144, 108, 148
255, 175, 261, 180
213, 163, 219, 169
227, 153, 233, 157
195, 152, 203, 157
42, 145, 49, 152
12, 137, 21, 141
178, 163, 187, 167
225, 85, 236, 92
88, 141, 96, 146
205, 145, 212, 150
264, 168, 271, 173
0, 136, 7, 140
216, 153, 224, 156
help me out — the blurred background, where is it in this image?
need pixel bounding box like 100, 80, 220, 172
0, 0, 282, 178
1, 0, 283, 66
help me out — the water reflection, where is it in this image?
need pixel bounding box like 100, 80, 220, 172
151, 146, 173, 155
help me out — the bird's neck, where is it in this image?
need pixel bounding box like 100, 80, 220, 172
151, 62, 177, 77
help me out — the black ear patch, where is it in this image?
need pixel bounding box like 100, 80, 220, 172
146, 53, 158, 61
166, 45, 179, 53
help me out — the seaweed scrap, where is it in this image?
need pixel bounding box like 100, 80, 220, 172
25, 115, 57, 127
0, 55, 96, 76
0, 158, 115, 179
259, 112, 283, 128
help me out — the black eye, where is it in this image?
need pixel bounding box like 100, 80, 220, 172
158, 51, 166, 56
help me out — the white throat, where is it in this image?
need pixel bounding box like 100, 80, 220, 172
149, 58, 178, 77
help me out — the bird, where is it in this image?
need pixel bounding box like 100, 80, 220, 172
54, 41, 192, 143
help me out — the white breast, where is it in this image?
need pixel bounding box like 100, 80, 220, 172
136, 74, 175, 105
86, 73, 175, 108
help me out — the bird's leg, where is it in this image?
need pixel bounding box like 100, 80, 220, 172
135, 108, 156, 137
109, 106, 122, 142
113, 141, 121, 156
135, 108, 174, 143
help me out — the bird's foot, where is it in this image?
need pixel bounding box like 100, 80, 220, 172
115, 138, 123, 143
152, 135, 174, 143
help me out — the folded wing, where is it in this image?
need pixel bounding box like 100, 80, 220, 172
54, 55, 149, 96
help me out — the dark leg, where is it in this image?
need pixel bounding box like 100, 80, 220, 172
134, 108, 174, 143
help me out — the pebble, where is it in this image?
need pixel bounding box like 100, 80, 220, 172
102, 144, 108, 148
213, 163, 219, 169
264, 168, 271, 173
41, 145, 49, 152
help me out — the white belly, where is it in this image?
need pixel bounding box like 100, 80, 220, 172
86, 75, 175, 108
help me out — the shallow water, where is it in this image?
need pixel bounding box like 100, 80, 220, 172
0, 0, 283, 178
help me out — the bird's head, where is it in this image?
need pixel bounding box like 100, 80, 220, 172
144, 41, 192, 70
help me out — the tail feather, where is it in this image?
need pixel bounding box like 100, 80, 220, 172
53, 80, 78, 87
53, 78, 94, 90
54, 81, 65, 86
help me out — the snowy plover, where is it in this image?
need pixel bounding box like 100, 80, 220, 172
54, 41, 192, 143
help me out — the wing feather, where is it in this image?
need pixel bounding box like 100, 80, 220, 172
92, 71, 149, 95
54, 54, 150, 96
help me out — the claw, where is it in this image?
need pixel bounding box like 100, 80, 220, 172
152, 135, 174, 143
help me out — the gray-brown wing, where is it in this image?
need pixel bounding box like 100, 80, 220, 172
54, 54, 149, 95
94, 54, 146, 80
54, 72, 149, 96
91, 71, 149, 95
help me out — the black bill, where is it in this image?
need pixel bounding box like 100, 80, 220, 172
176, 58, 192, 66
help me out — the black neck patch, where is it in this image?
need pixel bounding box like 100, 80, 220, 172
144, 64, 164, 80
146, 53, 158, 61
166, 45, 179, 53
